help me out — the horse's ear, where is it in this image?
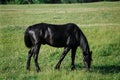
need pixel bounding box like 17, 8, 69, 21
83, 51, 87, 56
90, 51, 92, 55
90, 51, 93, 61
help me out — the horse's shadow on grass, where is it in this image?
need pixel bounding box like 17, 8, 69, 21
92, 65, 120, 74
74, 64, 120, 74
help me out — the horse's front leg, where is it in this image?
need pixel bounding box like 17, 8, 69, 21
33, 44, 41, 72
55, 47, 70, 70
71, 47, 77, 70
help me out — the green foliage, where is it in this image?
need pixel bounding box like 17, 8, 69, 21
0, 2, 120, 80
61, 0, 78, 3
0, 0, 120, 4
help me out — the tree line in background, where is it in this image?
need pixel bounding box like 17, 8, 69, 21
0, 0, 119, 4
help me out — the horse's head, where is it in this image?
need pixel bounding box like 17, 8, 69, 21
83, 51, 92, 71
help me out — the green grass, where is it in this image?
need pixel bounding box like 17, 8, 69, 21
0, 2, 120, 80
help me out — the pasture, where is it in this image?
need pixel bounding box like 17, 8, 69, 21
0, 2, 120, 80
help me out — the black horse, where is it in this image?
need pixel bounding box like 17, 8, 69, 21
24, 23, 92, 72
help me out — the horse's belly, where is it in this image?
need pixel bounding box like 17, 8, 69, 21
46, 38, 67, 47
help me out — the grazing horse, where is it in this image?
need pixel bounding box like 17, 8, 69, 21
24, 23, 92, 72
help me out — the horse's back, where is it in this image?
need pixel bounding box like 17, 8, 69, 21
27, 23, 79, 31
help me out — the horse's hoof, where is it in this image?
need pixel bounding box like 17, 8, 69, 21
55, 66, 60, 70
26, 67, 30, 71
36, 70, 40, 72
36, 68, 41, 72
71, 66, 76, 71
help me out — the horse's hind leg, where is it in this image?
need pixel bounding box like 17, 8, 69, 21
32, 44, 41, 72
26, 45, 40, 72
28, 30, 41, 72
55, 47, 70, 70
26, 49, 33, 71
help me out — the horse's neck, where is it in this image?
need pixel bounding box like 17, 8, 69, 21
80, 34, 90, 53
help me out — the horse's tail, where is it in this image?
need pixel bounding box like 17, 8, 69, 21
24, 28, 33, 48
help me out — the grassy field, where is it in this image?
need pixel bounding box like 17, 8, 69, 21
0, 2, 120, 80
